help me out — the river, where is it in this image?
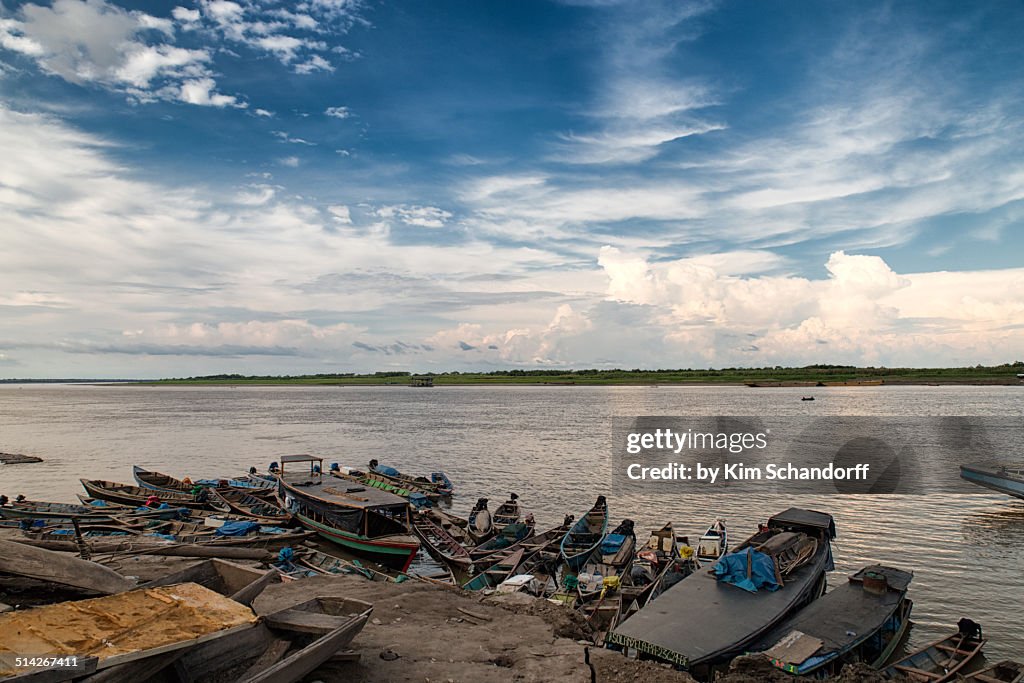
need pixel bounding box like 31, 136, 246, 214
0, 383, 1021, 659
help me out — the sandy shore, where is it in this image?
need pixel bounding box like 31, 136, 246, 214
244, 573, 895, 683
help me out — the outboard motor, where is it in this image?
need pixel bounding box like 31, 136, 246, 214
563, 513, 575, 527
369, 459, 379, 471
958, 618, 983, 640
330, 463, 340, 472
248, 466, 257, 475
15, 494, 26, 503
595, 495, 607, 508
473, 497, 489, 511
0, 495, 8, 506
269, 462, 280, 473
509, 492, 518, 502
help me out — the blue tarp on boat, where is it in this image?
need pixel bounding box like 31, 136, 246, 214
374, 464, 401, 477
214, 520, 260, 536
601, 533, 627, 554
713, 547, 780, 593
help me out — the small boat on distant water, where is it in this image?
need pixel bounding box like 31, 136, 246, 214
960, 463, 1024, 500
696, 518, 728, 563
882, 620, 986, 682
276, 454, 420, 571
560, 495, 609, 570
801, 396, 815, 401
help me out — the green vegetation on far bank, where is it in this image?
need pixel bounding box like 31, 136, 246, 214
144, 362, 1024, 386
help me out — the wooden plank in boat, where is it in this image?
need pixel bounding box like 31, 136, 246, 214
264, 609, 352, 635
762, 630, 824, 664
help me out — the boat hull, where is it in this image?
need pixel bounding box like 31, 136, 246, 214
960, 464, 1024, 500
294, 511, 418, 573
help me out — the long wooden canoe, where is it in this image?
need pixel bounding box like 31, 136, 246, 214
0, 583, 258, 679
883, 629, 986, 682
80, 479, 208, 510
0, 538, 135, 595
560, 495, 609, 570
206, 487, 291, 524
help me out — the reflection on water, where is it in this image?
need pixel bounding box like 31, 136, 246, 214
0, 384, 1022, 658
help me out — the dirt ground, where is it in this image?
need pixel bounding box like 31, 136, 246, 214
252, 574, 701, 683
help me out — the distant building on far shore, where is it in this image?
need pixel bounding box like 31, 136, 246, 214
410, 375, 435, 387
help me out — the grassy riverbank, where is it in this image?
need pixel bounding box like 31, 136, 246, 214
141, 363, 1024, 386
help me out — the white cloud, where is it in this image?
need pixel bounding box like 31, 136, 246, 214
177, 77, 243, 107
0, 0, 242, 107
324, 105, 351, 119
328, 204, 352, 224
377, 205, 452, 228
278, 155, 300, 167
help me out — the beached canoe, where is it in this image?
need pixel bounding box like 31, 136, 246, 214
206, 487, 292, 524
883, 625, 986, 682
962, 660, 1024, 683
80, 479, 209, 509
140, 558, 280, 606
560, 495, 609, 570
462, 548, 526, 591
695, 518, 728, 563
0, 498, 190, 523
577, 518, 637, 598
133, 465, 274, 494
412, 511, 474, 571
0, 538, 135, 596
0, 583, 258, 679
467, 498, 494, 544
469, 520, 535, 563
753, 565, 914, 676
608, 508, 836, 676
491, 493, 525, 533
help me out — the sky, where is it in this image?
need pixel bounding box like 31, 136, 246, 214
1, 0, 1023, 377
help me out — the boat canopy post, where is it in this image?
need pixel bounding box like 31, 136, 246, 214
279, 454, 325, 481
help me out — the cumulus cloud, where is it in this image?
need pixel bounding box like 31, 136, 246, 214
377, 205, 453, 228
0, 0, 242, 107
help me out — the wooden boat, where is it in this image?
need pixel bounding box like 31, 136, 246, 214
243, 603, 372, 683
577, 518, 637, 598
367, 459, 452, 497
412, 511, 474, 571
80, 479, 209, 510
141, 558, 280, 606
0, 538, 134, 596
469, 520, 535, 563
883, 626, 986, 682
963, 660, 1024, 683
275, 549, 393, 582
207, 487, 292, 524
608, 508, 836, 676
276, 454, 420, 571
330, 466, 428, 500
560, 495, 609, 570
133, 465, 275, 494
753, 565, 914, 676
467, 498, 493, 544
491, 493, 523, 532
696, 518, 728, 563
615, 523, 701, 633
0, 452, 42, 464
0, 498, 188, 523
0, 583, 258, 679
960, 463, 1024, 500
462, 548, 525, 591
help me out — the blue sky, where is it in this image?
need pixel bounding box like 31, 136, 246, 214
1, 0, 1023, 376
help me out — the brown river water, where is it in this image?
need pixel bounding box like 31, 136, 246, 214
0, 384, 1021, 660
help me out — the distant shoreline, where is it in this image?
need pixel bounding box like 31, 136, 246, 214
4, 364, 1023, 387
